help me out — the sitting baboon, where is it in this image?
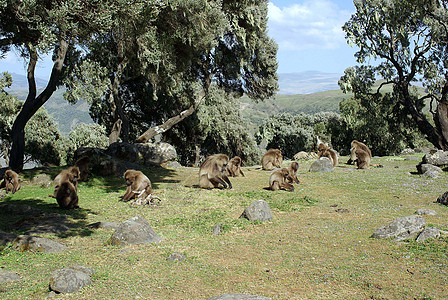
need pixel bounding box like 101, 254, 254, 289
286, 162, 300, 184
269, 168, 294, 192
262, 149, 283, 170
53, 166, 80, 197
199, 154, 232, 189
349, 140, 372, 169
347, 140, 372, 165
2, 170, 21, 194
121, 169, 152, 202
317, 143, 338, 167
109, 119, 122, 145
56, 181, 79, 209
74, 156, 90, 182
226, 156, 245, 177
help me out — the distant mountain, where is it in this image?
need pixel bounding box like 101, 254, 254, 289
278, 71, 341, 95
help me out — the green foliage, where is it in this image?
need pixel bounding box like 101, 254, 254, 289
340, 0, 448, 149
64, 123, 109, 164
329, 93, 432, 156
165, 85, 261, 166
255, 112, 339, 158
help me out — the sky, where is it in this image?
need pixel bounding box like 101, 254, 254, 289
0, 0, 359, 79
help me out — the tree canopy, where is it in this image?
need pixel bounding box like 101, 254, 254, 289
339, 0, 448, 150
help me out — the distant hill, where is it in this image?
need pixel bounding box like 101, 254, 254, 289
4, 71, 349, 135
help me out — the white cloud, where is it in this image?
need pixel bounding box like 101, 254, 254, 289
268, 0, 353, 51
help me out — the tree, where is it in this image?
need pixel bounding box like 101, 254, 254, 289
0, 0, 115, 170
65, 0, 278, 148
0, 72, 64, 166
340, 0, 448, 149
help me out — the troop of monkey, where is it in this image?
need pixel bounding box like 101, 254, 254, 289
0, 139, 371, 208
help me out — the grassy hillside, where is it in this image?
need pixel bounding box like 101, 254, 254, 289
1, 155, 447, 299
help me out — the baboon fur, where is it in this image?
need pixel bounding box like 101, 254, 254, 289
122, 169, 152, 202
317, 143, 338, 167
226, 156, 245, 177
269, 168, 294, 191
286, 162, 300, 184
74, 156, 90, 182
53, 166, 80, 197
56, 181, 79, 209
199, 154, 232, 189
349, 140, 372, 169
262, 149, 283, 170
2, 170, 21, 194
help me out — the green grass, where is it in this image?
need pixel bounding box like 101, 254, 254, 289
1, 155, 448, 299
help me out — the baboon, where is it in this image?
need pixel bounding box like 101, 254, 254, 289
286, 162, 300, 184
226, 156, 245, 177
269, 168, 294, 191
109, 119, 122, 145
317, 143, 338, 167
122, 169, 152, 202
349, 140, 372, 169
56, 181, 79, 209
2, 170, 21, 194
262, 149, 283, 170
74, 156, 90, 182
53, 166, 80, 197
199, 154, 232, 189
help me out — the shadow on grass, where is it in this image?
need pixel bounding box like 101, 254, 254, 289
0, 196, 96, 239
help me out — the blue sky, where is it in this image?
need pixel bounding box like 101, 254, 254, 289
0, 0, 358, 79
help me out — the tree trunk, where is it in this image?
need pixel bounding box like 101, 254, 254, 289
9, 39, 68, 171
434, 80, 448, 150
136, 92, 205, 143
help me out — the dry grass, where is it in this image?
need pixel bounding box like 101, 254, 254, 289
1, 154, 447, 299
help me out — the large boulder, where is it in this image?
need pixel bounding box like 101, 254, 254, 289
371, 215, 426, 242
240, 200, 273, 222
135, 142, 178, 165
309, 157, 334, 173
12, 235, 68, 253
421, 150, 448, 166
108, 216, 163, 246
437, 191, 448, 206
49, 266, 94, 294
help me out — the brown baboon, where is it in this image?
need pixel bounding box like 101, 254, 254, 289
199, 154, 232, 189
2, 170, 21, 194
269, 168, 294, 191
286, 162, 300, 184
262, 149, 283, 170
74, 156, 90, 182
317, 143, 338, 167
122, 169, 152, 202
349, 140, 372, 169
109, 119, 122, 145
53, 166, 80, 197
56, 181, 79, 209
226, 156, 245, 177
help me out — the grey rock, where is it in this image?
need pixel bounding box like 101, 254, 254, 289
0, 270, 21, 283
405, 156, 420, 161
49, 266, 93, 294
422, 150, 448, 166
416, 227, 440, 243
0, 230, 18, 246
30, 174, 52, 188
0, 203, 43, 215
309, 157, 334, 173
437, 191, 448, 206
371, 215, 426, 241
423, 170, 440, 179
240, 200, 273, 222
400, 148, 415, 155
108, 216, 163, 246
212, 224, 222, 235
419, 164, 443, 174
208, 294, 270, 300
12, 235, 68, 253
415, 209, 437, 216
135, 142, 178, 165
167, 253, 186, 261
86, 221, 121, 230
